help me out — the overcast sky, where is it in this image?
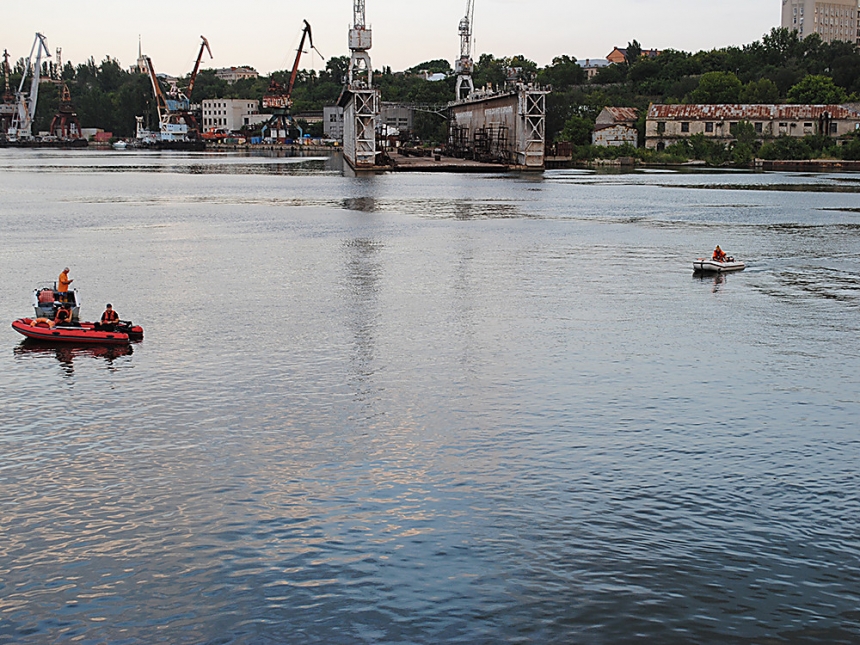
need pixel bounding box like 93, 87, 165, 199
2, 0, 779, 77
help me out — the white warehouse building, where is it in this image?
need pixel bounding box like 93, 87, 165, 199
201, 99, 268, 131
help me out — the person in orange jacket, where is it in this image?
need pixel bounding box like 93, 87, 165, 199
58, 267, 73, 292
99, 304, 120, 331
54, 307, 72, 326
712, 245, 727, 262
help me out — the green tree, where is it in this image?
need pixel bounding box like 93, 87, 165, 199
473, 54, 507, 89
591, 64, 627, 85
626, 40, 642, 64
537, 55, 585, 89
739, 78, 779, 103
406, 59, 453, 75
689, 71, 742, 103
758, 136, 813, 159
560, 113, 593, 145
787, 74, 848, 103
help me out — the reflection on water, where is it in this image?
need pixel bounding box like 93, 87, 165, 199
693, 271, 728, 293
343, 238, 383, 403
13, 340, 134, 375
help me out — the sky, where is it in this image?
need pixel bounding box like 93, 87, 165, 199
2, 0, 780, 77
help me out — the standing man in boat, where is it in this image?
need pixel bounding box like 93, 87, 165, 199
58, 267, 73, 292
99, 304, 120, 331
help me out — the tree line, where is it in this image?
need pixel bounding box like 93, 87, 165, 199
8, 27, 860, 153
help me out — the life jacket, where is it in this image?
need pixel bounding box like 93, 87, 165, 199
55, 308, 71, 323
102, 309, 119, 323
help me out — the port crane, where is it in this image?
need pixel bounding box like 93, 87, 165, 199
187, 36, 213, 101
455, 0, 475, 101
8, 32, 51, 141
262, 20, 319, 141
143, 35, 211, 143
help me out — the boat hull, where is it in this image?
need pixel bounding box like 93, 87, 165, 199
12, 318, 142, 345
693, 259, 745, 273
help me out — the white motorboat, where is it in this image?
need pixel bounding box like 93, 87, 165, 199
693, 258, 745, 273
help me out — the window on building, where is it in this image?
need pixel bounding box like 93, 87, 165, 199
657, 122, 665, 134
830, 122, 838, 134
680, 122, 690, 133
705, 122, 714, 133
755, 122, 763, 133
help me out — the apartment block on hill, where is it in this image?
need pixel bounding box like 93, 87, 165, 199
781, 0, 860, 43
215, 67, 259, 83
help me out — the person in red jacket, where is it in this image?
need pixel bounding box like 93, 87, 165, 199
712, 245, 727, 262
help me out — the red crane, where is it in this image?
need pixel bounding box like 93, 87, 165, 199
263, 20, 314, 110
187, 36, 213, 100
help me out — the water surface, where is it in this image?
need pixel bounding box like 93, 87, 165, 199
1, 150, 859, 644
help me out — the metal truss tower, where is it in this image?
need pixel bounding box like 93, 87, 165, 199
341, 0, 379, 168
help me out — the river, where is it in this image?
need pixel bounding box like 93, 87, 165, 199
1, 149, 859, 644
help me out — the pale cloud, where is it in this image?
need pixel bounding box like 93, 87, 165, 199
1, 0, 779, 76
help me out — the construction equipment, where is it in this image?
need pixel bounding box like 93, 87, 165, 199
348, 0, 373, 88
262, 20, 320, 141
48, 83, 83, 141
263, 20, 314, 111
187, 36, 212, 100
455, 0, 475, 101
141, 36, 210, 145
338, 0, 379, 167
8, 33, 51, 141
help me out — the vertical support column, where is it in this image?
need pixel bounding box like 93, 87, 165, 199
517, 88, 548, 168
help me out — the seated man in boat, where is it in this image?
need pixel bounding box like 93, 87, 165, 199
54, 306, 73, 326
712, 245, 727, 262
98, 303, 120, 331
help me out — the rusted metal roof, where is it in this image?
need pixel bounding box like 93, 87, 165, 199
602, 107, 639, 123
647, 104, 860, 120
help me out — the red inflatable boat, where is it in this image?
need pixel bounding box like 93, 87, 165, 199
12, 318, 144, 345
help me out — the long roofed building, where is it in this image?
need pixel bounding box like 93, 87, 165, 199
645, 103, 860, 150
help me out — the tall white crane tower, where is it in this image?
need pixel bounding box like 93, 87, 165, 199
455, 0, 475, 101
341, 0, 379, 167
348, 0, 373, 88
9, 33, 51, 141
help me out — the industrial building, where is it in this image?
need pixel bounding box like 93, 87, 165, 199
323, 106, 344, 141
448, 85, 549, 168
781, 0, 860, 43
201, 98, 267, 131
592, 107, 639, 147
645, 103, 860, 149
